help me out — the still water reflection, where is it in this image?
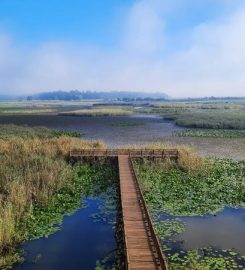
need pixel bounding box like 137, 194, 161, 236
175, 207, 245, 253
14, 199, 116, 270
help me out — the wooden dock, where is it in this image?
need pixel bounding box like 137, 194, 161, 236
118, 155, 167, 270
70, 149, 177, 269
70, 149, 178, 159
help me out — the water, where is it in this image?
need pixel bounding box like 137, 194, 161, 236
0, 114, 184, 147
175, 207, 245, 253
155, 207, 245, 267
14, 199, 116, 270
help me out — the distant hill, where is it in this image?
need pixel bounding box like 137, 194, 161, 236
32, 90, 169, 101
0, 95, 18, 101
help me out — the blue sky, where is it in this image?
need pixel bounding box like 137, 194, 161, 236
0, 0, 245, 97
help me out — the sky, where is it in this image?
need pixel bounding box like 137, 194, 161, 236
0, 0, 245, 98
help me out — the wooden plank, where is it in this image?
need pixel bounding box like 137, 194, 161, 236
118, 155, 168, 270
69, 150, 170, 269
70, 148, 179, 159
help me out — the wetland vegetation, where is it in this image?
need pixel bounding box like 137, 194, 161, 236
59, 108, 133, 117
110, 120, 145, 127
0, 100, 244, 269
134, 152, 245, 269
0, 129, 111, 269
0, 125, 81, 139
149, 101, 245, 130
176, 129, 245, 138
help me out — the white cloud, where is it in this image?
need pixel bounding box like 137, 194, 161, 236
122, 0, 166, 54
0, 0, 245, 97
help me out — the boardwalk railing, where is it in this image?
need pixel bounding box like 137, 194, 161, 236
129, 157, 168, 269
69, 149, 176, 269
70, 149, 179, 159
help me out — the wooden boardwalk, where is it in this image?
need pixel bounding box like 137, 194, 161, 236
70, 149, 178, 159
70, 149, 176, 269
118, 155, 167, 270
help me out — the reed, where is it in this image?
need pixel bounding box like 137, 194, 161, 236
121, 142, 207, 174
0, 136, 105, 268
60, 108, 133, 116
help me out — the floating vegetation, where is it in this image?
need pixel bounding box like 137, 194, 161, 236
110, 121, 145, 127
176, 129, 245, 138
95, 251, 116, 270
90, 186, 118, 228
135, 158, 245, 269
0, 135, 106, 269
134, 159, 245, 216
151, 210, 245, 269
167, 249, 245, 270
23, 162, 117, 240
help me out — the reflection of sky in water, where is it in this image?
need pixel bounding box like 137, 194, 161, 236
0, 114, 184, 147
14, 199, 116, 270
175, 207, 245, 253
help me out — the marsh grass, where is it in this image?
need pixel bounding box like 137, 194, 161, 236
143, 101, 245, 130
174, 110, 245, 129
0, 124, 81, 139
122, 143, 206, 174
0, 136, 105, 269
59, 108, 133, 116
176, 129, 245, 138
161, 108, 245, 129
0, 109, 57, 115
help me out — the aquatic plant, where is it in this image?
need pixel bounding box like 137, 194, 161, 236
0, 136, 105, 269
0, 109, 57, 114
145, 101, 245, 129
110, 120, 145, 127
0, 124, 81, 139
135, 156, 245, 269
176, 129, 245, 138
59, 108, 133, 117
134, 159, 245, 216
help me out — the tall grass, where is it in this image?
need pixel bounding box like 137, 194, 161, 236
0, 109, 56, 114
121, 143, 206, 174
160, 108, 245, 129
59, 108, 133, 116
0, 124, 81, 139
0, 137, 105, 268
175, 129, 245, 138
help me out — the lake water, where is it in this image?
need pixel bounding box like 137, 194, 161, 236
156, 207, 245, 267
13, 199, 116, 270
0, 114, 184, 147
156, 207, 245, 253
3, 114, 244, 268
175, 207, 245, 254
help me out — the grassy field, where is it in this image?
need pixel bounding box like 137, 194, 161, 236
134, 154, 245, 269
0, 127, 106, 269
